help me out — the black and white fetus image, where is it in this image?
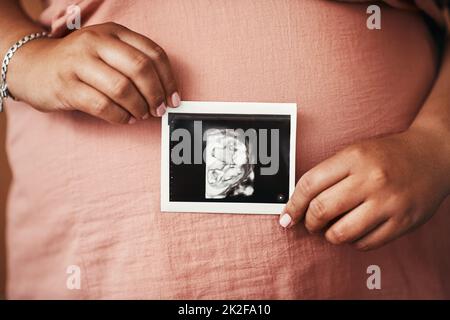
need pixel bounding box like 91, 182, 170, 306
204, 129, 255, 199
167, 113, 292, 204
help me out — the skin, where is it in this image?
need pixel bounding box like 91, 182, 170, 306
1, 1, 180, 124
1, 1, 449, 251
281, 37, 450, 251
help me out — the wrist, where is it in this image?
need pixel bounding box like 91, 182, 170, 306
405, 124, 450, 195
0, 25, 46, 58
5, 36, 56, 103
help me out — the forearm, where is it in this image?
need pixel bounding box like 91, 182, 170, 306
0, 0, 45, 56
409, 37, 450, 191
411, 38, 450, 140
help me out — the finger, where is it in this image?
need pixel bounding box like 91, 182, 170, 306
353, 219, 403, 251
66, 82, 133, 124
325, 201, 388, 245
94, 37, 167, 117
75, 57, 150, 120
279, 152, 350, 228
304, 176, 365, 233
111, 26, 181, 108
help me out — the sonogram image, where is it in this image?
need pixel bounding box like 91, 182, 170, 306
204, 129, 255, 199
167, 112, 291, 204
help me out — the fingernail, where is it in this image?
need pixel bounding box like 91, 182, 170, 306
355, 242, 369, 251
279, 213, 292, 228
171, 92, 181, 107
128, 117, 137, 124
142, 112, 150, 120
156, 103, 166, 117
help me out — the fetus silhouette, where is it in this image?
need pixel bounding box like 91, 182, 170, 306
205, 129, 255, 199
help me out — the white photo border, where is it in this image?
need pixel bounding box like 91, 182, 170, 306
161, 101, 297, 215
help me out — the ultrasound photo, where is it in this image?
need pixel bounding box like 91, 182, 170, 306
204, 128, 255, 199
161, 101, 297, 214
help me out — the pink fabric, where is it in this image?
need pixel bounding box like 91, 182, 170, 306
6, 0, 450, 299
39, 0, 450, 36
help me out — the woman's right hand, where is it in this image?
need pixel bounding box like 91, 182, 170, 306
7, 22, 181, 124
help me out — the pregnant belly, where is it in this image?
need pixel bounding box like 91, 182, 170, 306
6, 0, 444, 299
105, 0, 438, 172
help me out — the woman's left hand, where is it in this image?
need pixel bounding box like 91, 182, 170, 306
279, 126, 450, 251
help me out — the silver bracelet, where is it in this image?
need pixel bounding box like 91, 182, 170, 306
1, 31, 49, 112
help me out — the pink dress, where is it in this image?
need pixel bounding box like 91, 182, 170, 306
5, 0, 450, 299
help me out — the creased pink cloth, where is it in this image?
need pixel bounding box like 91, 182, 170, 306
6, 0, 450, 299
39, 0, 450, 36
